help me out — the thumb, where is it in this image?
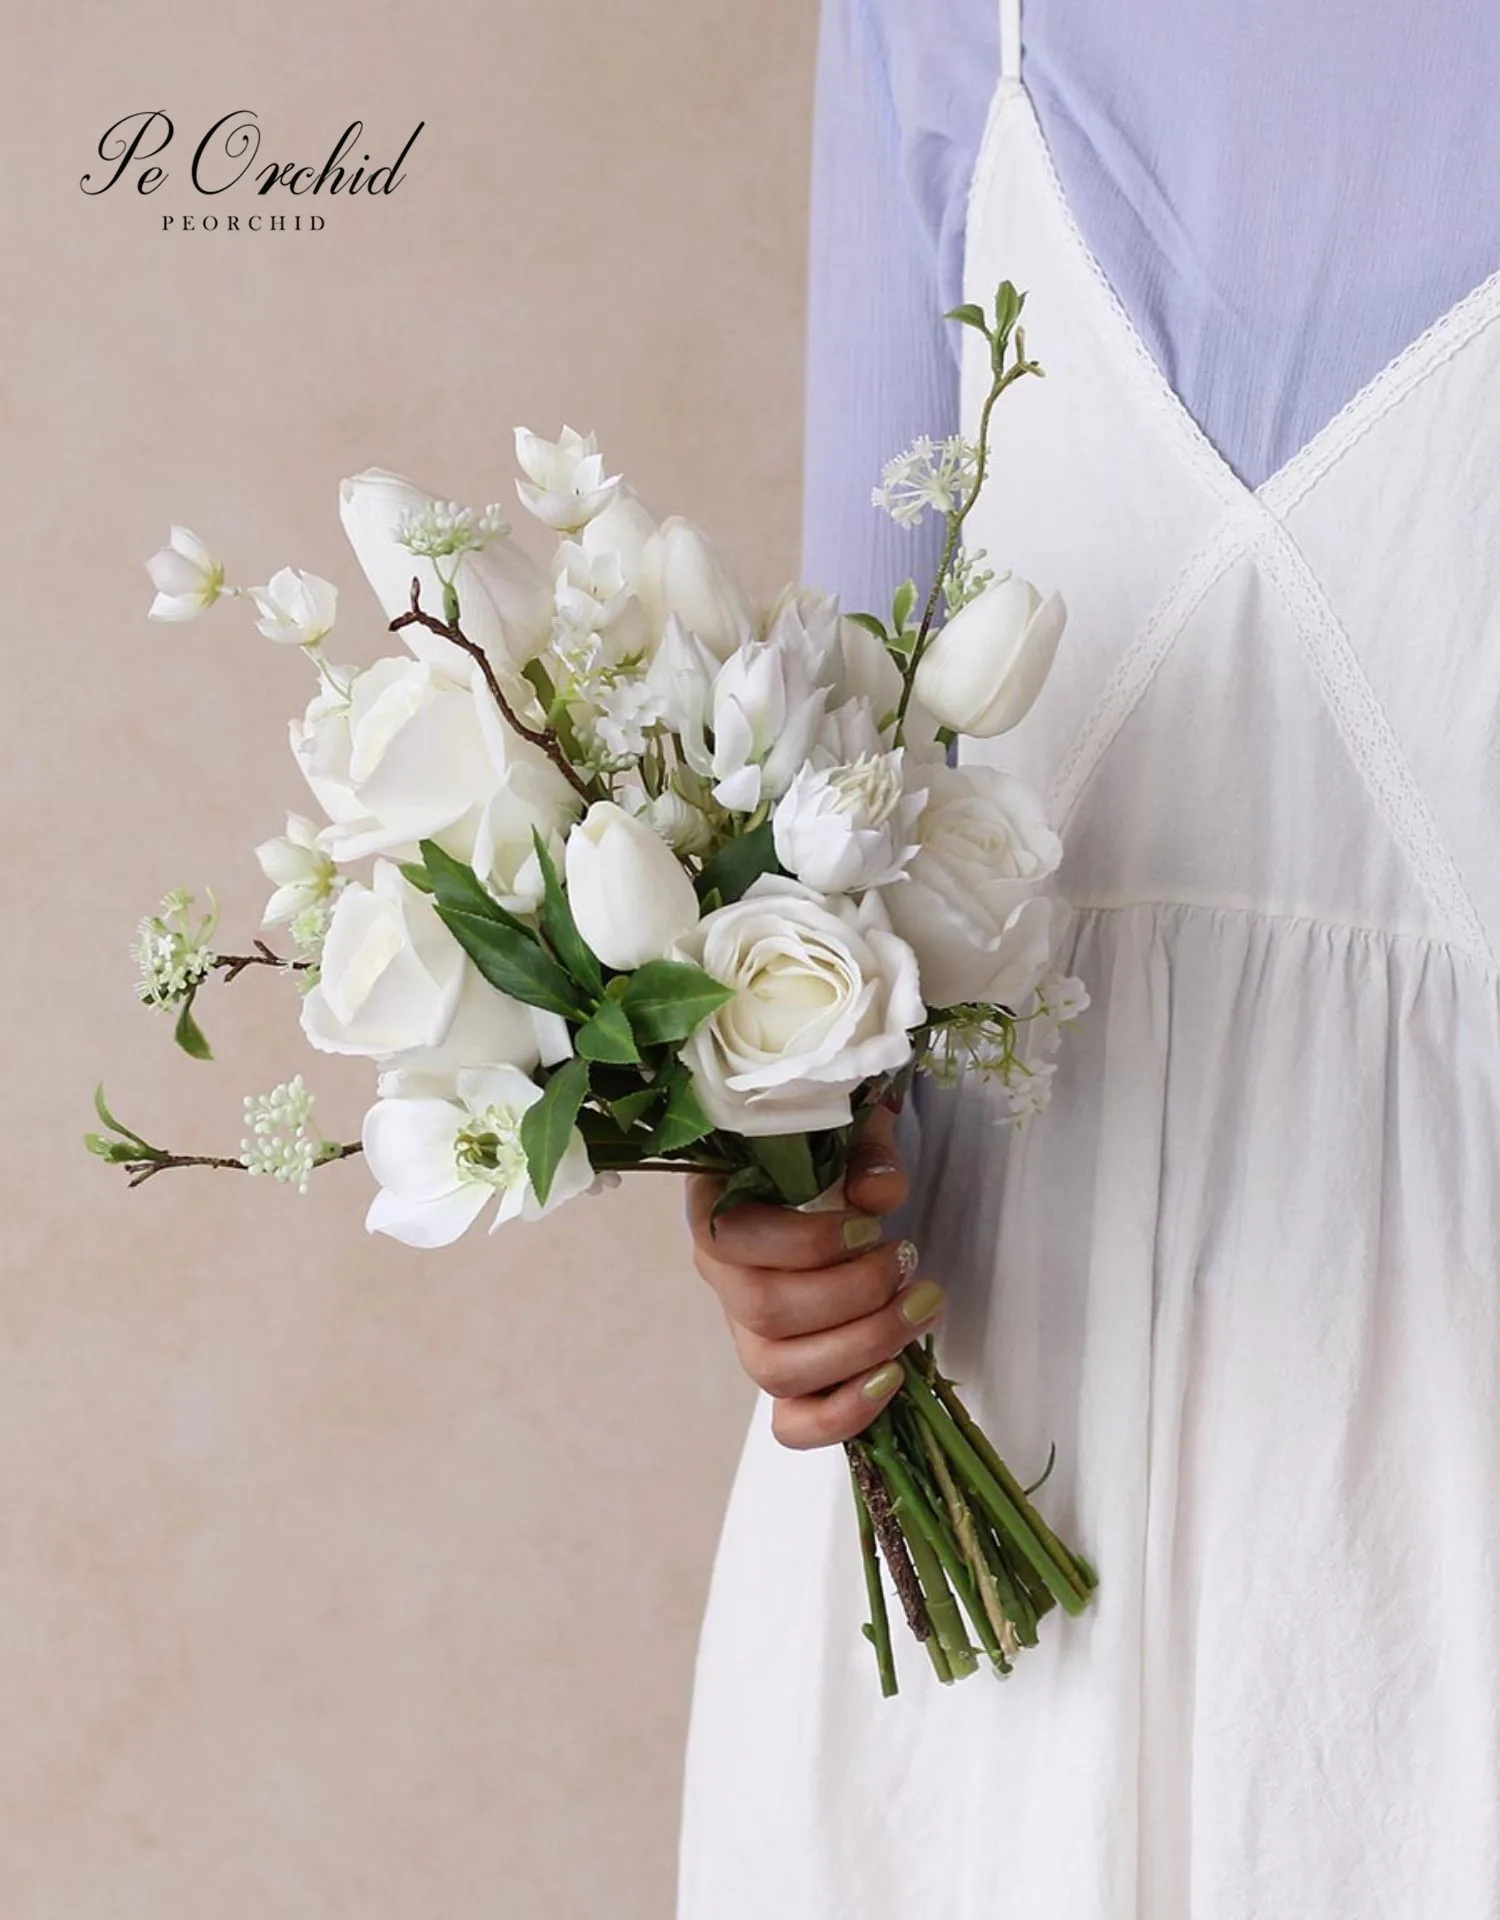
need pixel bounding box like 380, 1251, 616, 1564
844, 1103, 908, 1218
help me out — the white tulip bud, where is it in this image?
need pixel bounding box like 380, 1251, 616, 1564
637, 516, 756, 662
912, 573, 1066, 738
563, 802, 701, 971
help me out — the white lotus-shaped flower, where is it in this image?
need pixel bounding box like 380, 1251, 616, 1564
709, 618, 829, 812
772, 749, 926, 895
250, 566, 338, 648
146, 525, 225, 621
514, 426, 621, 532
362, 1065, 595, 1246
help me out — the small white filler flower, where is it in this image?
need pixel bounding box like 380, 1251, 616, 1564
241, 1075, 321, 1193
145, 525, 226, 621
249, 567, 339, 648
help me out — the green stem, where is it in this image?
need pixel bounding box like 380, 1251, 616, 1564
867, 1416, 978, 1679
849, 1461, 898, 1698
912, 1414, 1016, 1670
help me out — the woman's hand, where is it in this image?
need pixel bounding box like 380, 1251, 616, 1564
686, 1108, 944, 1449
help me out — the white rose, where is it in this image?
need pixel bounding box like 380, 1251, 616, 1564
673, 875, 923, 1135
912, 573, 1066, 738
514, 426, 621, 532
710, 625, 829, 812
145, 525, 224, 621
363, 1065, 594, 1247
339, 468, 553, 677
882, 764, 1062, 1007
637, 516, 756, 662
249, 566, 338, 648
563, 802, 700, 971
301, 861, 466, 1058
471, 761, 583, 914
771, 750, 926, 894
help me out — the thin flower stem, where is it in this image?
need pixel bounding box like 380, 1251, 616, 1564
913, 1413, 1018, 1668
390, 580, 593, 802
847, 1437, 933, 1645
123, 1140, 362, 1188
867, 1416, 978, 1678
849, 1460, 899, 1698
212, 939, 311, 982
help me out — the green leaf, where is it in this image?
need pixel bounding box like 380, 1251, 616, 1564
437, 906, 588, 1019
575, 997, 641, 1064
84, 1132, 143, 1163
609, 1081, 667, 1130
173, 994, 212, 1062
993, 280, 1024, 343
419, 839, 532, 933
649, 1071, 713, 1154
520, 1055, 590, 1206
709, 1164, 780, 1225
398, 862, 436, 894
845, 611, 890, 642
935, 723, 957, 749
532, 830, 604, 999
93, 1084, 151, 1149
891, 578, 917, 633
944, 301, 990, 334
621, 959, 735, 1045
747, 1132, 822, 1205
694, 819, 780, 907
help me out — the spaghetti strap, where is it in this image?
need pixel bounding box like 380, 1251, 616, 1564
999, 0, 1022, 82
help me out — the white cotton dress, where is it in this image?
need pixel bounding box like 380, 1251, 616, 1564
678, 4, 1500, 1912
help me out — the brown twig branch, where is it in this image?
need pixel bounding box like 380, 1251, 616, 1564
123, 1140, 363, 1189
847, 1437, 934, 1644
390, 579, 592, 802
212, 939, 311, 983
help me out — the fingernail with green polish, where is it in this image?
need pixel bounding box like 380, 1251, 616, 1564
861, 1361, 903, 1401
842, 1214, 883, 1251
898, 1279, 946, 1326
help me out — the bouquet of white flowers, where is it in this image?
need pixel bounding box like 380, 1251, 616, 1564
92, 281, 1096, 1693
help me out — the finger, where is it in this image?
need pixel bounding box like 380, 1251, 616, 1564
687, 1175, 884, 1272
697, 1235, 920, 1339
733, 1276, 945, 1399
770, 1359, 907, 1450
844, 1104, 908, 1218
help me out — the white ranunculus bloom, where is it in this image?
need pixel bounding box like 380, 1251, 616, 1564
772, 749, 927, 895
564, 801, 701, 971
912, 572, 1066, 738
709, 623, 830, 813
673, 874, 924, 1135
301, 860, 466, 1058
637, 516, 756, 662
514, 426, 621, 532
363, 1065, 595, 1247
250, 566, 338, 648
882, 763, 1062, 1007
339, 469, 553, 677
146, 525, 225, 621
254, 812, 342, 927
471, 762, 583, 914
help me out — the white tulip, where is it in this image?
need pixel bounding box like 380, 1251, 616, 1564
882, 763, 1062, 1007
580, 484, 657, 584
146, 525, 225, 621
673, 875, 923, 1135
471, 762, 583, 914
339, 469, 553, 678
254, 812, 341, 927
301, 861, 465, 1058
709, 625, 829, 813
514, 425, 621, 532
912, 573, 1066, 738
772, 750, 926, 895
249, 566, 338, 648
637, 516, 756, 662
563, 801, 701, 971
363, 1065, 595, 1247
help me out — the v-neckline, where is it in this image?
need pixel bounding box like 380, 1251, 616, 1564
997, 77, 1500, 517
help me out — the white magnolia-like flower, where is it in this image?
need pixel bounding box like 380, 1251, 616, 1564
709, 622, 830, 812
146, 525, 225, 621
514, 426, 621, 532
254, 812, 343, 928
772, 750, 926, 895
673, 874, 923, 1135
871, 435, 979, 527
471, 762, 583, 915
396, 498, 509, 559
240, 1076, 321, 1193
637, 516, 756, 661
363, 1065, 595, 1246
553, 540, 631, 633
340, 469, 553, 679
133, 886, 217, 1008
883, 763, 1061, 1007
249, 566, 338, 648
912, 572, 1066, 738
564, 801, 701, 971
300, 860, 466, 1059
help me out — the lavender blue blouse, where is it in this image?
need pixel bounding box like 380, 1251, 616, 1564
803, 0, 1500, 612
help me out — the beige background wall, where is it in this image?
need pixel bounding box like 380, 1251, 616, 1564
0, 3, 817, 1912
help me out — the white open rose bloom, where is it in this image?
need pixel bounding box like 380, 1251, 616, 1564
637, 516, 757, 661
145, 525, 225, 621
913, 572, 1066, 738
772, 749, 927, 894
883, 763, 1062, 1008
673, 874, 923, 1135
471, 762, 583, 914
340, 469, 552, 677
301, 860, 465, 1058
564, 802, 701, 971
514, 426, 621, 532
363, 1066, 594, 1247
250, 566, 338, 648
